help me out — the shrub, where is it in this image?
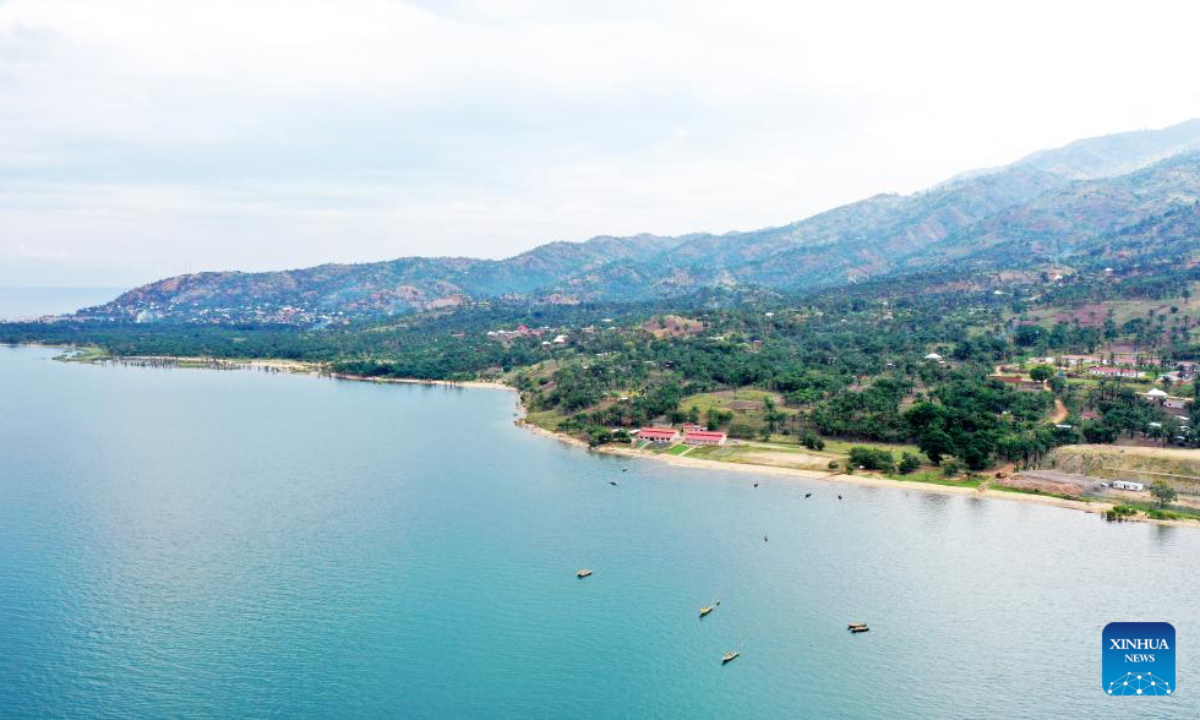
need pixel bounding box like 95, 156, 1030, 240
587, 427, 614, 447
1106, 504, 1140, 522
1147, 508, 1182, 521
848, 446, 894, 472
801, 432, 826, 451
897, 452, 921, 475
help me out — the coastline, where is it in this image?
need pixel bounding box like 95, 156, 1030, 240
331, 372, 512, 392
515, 422, 1200, 529
31, 344, 1196, 528
55, 350, 515, 392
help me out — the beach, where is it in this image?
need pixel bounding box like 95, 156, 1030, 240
48, 347, 1199, 528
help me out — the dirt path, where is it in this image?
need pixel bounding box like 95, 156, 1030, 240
1049, 398, 1068, 424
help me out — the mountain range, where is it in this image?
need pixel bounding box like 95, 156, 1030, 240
80, 119, 1200, 324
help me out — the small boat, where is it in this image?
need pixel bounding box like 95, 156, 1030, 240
753, 482, 760, 488
722, 651, 740, 664
850, 626, 870, 633
838, 495, 843, 500
609, 480, 618, 486
805, 493, 812, 498
576, 569, 593, 578
847, 622, 867, 630
699, 606, 713, 618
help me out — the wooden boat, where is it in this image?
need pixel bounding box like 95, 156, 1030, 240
722, 651, 740, 664
576, 569, 593, 578
699, 606, 713, 618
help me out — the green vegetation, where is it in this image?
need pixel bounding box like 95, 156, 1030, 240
1149, 479, 1179, 508
8, 197, 1200, 485
1106, 505, 1140, 522
898, 452, 921, 475
848, 446, 895, 472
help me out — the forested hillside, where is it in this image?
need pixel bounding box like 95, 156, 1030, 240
64, 120, 1200, 324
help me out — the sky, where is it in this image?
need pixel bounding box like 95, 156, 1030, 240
2, 0, 1200, 288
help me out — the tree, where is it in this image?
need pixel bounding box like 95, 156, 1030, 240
1029, 365, 1054, 382
918, 427, 954, 465
960, 438, 992, 471
1149, 479, 1178, 508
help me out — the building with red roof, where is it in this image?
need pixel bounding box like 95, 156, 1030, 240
636, 427, 680, 444
683, 430, 727, 446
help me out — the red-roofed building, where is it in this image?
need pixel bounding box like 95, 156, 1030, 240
683, 430, 727, 446
636, 427, 680, 444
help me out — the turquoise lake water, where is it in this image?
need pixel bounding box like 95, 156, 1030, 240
0, 344, 1197, 718
0, 287, 121, 320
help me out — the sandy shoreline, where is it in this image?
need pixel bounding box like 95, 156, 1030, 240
31, 344, 1196, 528
331, 373, 512, 392
515, 422, 1199, 528
65, 351, 514, 392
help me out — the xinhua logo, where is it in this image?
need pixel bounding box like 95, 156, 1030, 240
1103, 622, 1175, 696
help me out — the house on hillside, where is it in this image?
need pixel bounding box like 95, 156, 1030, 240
991, 375, 1047, 392
1088, 366, 1143, 379
1113, 480, 1144, 491
924, 352, 943, 362
1057, 354, 1102, 370
1164, 396, 1192, 412
683, 430, 727, 446
636, 427, 680, 444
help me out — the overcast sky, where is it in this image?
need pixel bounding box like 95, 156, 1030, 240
2, 0, 1200, 288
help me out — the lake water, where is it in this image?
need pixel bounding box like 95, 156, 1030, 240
0, 345, 1196, 718
0, 287, 122, 321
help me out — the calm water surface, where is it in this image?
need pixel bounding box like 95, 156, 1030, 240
0, 287, 121, 320
0, 345, 1196, 718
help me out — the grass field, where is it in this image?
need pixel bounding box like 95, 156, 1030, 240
524, 409, 566, 431
1018, 283, 1200, 329
680, 389, 795, 422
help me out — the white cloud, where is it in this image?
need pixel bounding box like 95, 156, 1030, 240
1, 0, 1200, 286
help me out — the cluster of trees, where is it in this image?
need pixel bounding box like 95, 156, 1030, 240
901, 375, 1057, 470
13, 252, 1200, 463
810, 377, 913, 442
